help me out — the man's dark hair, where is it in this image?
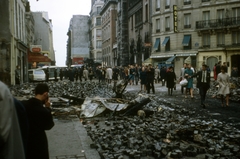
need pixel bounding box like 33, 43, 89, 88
35, 83, 49, 95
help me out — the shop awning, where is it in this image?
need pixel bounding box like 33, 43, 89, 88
162, 37, 170, 46
153, 38, 160, 49
165, 56, 176, 64
182, 35, 191, 46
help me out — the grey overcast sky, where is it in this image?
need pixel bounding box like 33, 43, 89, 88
29, 0, 91, 66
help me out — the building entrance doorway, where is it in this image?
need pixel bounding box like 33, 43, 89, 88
231, 55, 240, 76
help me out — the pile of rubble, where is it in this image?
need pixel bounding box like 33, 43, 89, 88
208, 77, 240, 102
84, 98, 240, 159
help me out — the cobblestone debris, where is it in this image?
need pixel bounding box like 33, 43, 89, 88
84, 98, 240, 159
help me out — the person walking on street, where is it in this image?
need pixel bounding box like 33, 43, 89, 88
45, 67, 49, 82
166, 66, 176, 96
106, 66, 113, 84
83, 67, 89, 81
68, 68, 74, 82
15, 65, 21, 84
59, 68, 63, 81
192, 64, 210, 108
23, 83, 54, 159
79, 67, 83, 82
140, 66, 147, 92
75, 68, 79, 82
154, 65, 160, 84
184, 63, 194, 99
160, 66, 167, 86
134, 64, 140, 85
180, 63, 187, 94
213, 63, 217, 81
54, 68, 58, 82
216, 61, 222, 76
217, 66, 230, 107
88, 67, 94, 81
129, 65, 135, 85
146, 64, 155, 94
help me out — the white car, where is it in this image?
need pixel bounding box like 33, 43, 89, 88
28, 69, 46, 82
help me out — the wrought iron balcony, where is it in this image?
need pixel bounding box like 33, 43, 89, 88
165, 5, 170, 9
202, 0, 210, 2
156, 29, 160, 33
196, 17, 240, 29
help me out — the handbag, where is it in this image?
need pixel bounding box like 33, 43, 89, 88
180, 78, 188, 86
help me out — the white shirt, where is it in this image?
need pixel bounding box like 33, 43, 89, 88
201, 71, 207, 83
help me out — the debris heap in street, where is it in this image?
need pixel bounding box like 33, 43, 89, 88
84, 98, 240, 158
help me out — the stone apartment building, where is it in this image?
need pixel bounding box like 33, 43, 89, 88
100, 0, 117, 67
151, 0, 240, 77
0, 0, 29, 85
31, 12, 55, 66
89, 0, 104, 64
128, 0, 152, 65
66, 15, 90, 66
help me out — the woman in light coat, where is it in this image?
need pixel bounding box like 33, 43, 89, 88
217, 66, 230, 107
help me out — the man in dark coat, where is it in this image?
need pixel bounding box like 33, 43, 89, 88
192, 64, 210, 108
166, 66, 176, 96
23, 83, 54, 159
146, 64, 155, 94
216, 61, 221, 76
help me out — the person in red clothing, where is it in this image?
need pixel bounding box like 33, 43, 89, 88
213, 63, 217, 80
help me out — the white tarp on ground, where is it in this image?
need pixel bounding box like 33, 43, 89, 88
80, 97, 129, 118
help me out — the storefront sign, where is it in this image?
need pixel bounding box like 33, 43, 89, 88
173, 5, 178, 32
28, 53, 51, 62
144, 43, 152, 47
30, 45, 42, 53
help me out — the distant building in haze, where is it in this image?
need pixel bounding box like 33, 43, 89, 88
66, 15, 90, 66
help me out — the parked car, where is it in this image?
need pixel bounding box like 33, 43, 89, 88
28, 69, 46, 82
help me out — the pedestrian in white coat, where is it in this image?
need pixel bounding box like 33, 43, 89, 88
106, 66, 113, 84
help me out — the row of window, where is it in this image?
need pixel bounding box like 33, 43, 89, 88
154, 31, 240, 52
155, 7, 240, 32
155, 0, 215, 11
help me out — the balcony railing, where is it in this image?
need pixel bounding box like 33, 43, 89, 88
184, 1, 191, 5
202, 0, 210, 2
156, 29, 160, 33
156, 8, 160, 11
184, 24, 191, 28
196, 17, 240, 29
165, 27, 170, 31
165, 5, 170, 9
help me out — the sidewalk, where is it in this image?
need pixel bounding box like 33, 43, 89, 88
46, 117, 100, 159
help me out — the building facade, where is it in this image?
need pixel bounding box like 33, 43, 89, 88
32, 12, 55, 66
100, 0, 117, 66
89, 0, 104, 64
116, 0, 129, 66
150, 0, 240, 77
0, 0, 29, 85
128, 0, 152, 65
66, 15, 90, 66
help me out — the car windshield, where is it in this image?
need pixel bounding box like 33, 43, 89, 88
34, 70, 44, 74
